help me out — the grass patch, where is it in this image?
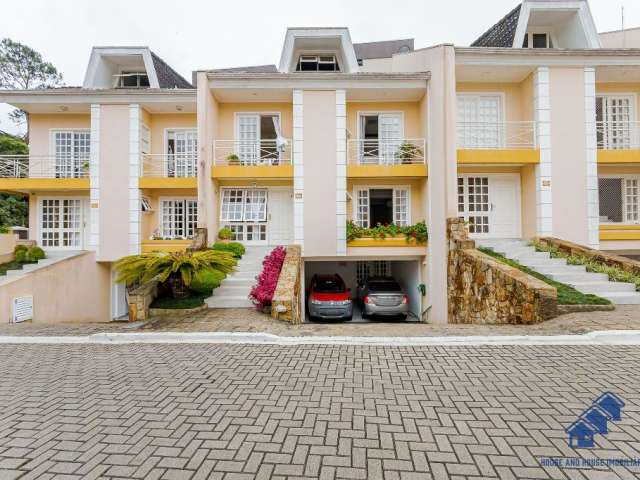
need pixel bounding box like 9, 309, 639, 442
0, 260, 36, 277
150, 292, 208, 310
478, 247, 611, 306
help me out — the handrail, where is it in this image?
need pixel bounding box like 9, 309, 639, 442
347, 138, 426, 165
141, 153, 198, 177
214, 139, 291, 166
456, 121, 537, 150
596, 121, 640, 150
0, 155, 90, 179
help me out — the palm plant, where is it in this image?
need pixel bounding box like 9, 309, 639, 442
115, 250, 236, 299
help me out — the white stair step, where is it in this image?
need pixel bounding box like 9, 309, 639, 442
571, 281, 636, 294
223, 277, 254, 287
533, 265, 587, 275
205, 296, 253, 308
212, 285, 251, 296
231, 271, 260, 279
521, 258, 568, 268
234, 264, 262, 273
511, 251, 550, 261
601, 292, 640, 305
548, 272, 609, 283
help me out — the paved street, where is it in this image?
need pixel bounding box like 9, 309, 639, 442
0, 344, 639, 479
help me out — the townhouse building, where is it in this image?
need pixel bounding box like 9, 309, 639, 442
1, 0, 640, 323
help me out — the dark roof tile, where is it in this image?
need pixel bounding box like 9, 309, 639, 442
471, 4, 522, 48
151, 52, 193, 89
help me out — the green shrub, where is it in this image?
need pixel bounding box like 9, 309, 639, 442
14, 249, 27, 263
218, 227, 233, 240
26, 246, 46, 262
212, 241, 245, 259
0, 225, 9, 234
190, 269, 227, 294
14, 244, 28, 255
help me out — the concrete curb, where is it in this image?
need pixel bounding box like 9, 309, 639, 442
0, 330, 640, 346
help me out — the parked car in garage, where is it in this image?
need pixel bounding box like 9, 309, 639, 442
307, 274, 353, 321
361, 277, 409, 318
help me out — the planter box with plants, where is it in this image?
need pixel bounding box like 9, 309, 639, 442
0, 244, 46, 277
346, 221, 428, 247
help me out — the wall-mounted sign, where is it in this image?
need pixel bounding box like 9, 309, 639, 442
542, 180, 551, 188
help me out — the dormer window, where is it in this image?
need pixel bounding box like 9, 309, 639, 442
115, 72, 150, 88
296, 55, 340, 72
522, 32, 553, 49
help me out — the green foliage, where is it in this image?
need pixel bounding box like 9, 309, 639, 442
0, 134, 28, 155
0, 225, 8, 234
12, 245, 44, 263
346, 220, 428, 243
395, 142, 423, 164
14, 248, 27, 263
534, 241, 640, 292
13, 244, 28, 255
0, 194, 28, 227
212, 241, 245, 259
478, 247, 611, 305
26, 246, 45, 262
217, 227, 233, 240
150, 292, 208, 309
226, 154, 240, 165
190, 269, 227, 294
0, 260, 23, 276
115, 250, 236, 289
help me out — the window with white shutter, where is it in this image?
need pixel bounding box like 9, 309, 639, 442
160, 199, 198, 239
54, 131, 90, 178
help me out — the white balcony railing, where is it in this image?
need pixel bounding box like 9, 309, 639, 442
214, 140, 291, 166
456, 121, 537, 149
0, 155, 90, 179
597, 121, 640, 150
141, 153, 198, 177
347, 139, 426, 165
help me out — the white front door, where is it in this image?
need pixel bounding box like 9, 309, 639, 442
268, 189, 293, 245
458, 174, 520, 238
39, 198, 85, 250
378, 114, 403, 164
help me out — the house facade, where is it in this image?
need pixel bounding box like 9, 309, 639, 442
2, 0, 640, 323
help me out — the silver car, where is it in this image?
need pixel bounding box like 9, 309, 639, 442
361, 277, 409, 318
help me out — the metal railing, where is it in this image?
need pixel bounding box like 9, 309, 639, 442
596, 121, 640, 150
347, 139, 426, 165
141, 153, 198, 177
0, 155, 90, 179
456, 121, 537, 149
214, 140, 291, 166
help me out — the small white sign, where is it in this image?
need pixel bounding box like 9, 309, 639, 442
12, 296, 33, 323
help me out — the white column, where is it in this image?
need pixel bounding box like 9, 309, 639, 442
89, 104, 100, 254
128, 104, 141, 255
293, 89, 304, 251
584, 67, 600, 248
335, 89, 347, 255
534, 67, 553, 237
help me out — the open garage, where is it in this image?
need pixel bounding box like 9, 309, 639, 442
303, 258, 425, 323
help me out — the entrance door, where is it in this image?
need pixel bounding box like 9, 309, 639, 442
458, 175, 520, 238
268, 189, 293, 245
40, 198, 84, 249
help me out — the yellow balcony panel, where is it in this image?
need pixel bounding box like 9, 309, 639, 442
597, 150, 640, 164
212, 165, 293, 179
347, 237, 427, 247
141, 239, 192, 253
347, 164, 427, 178
0, 178, 89, 191
139, 177, 197, 189
599, 225, 640, 241
457, 149, 540, 165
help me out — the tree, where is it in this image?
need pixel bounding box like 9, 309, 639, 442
0, 38, 63, 127
0, 194, 28, 227
0, 133, 28, 155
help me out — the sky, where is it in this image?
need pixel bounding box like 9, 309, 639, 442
1, 0, 639, 135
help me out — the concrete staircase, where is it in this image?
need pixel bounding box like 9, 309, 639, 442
0, 251, 83, 286
477, 239, 640, 305
205, 246, 272, 309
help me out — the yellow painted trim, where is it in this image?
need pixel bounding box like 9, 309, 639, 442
599, 225, 640, 241
141, 240, 192, 253
139, 177, 197, 189
457, 149, 540, 164
347, 237, 427, 247
212, 165, 293, 179
347, 164, 427, 178
0, 178, 89, 191
597, 150, 640, 164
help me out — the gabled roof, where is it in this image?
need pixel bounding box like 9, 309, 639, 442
150, 52, 193, 88
471, 4, 522, 47
353, 39, 414, 60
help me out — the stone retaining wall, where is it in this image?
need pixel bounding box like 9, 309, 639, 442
127, 279, 159, 322
271, 245, 302, 324
538, 237, 640, 275
447, 219, 558, 324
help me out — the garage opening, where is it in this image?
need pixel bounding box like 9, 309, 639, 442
304, 259, 423, 323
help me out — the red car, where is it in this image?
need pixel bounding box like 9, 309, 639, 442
307, 274, 353, 321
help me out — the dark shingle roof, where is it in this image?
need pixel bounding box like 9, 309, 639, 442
471, 4, 522, 47
151, 52, 193, 88
353, 39, 414, 60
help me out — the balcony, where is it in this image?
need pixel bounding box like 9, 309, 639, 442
597, 121, 640, 164
212, 140, 293, 179
139, 154, 198, 189
0, 155, 90, 190
456, 122, 539, 165
347, 139, 427, 178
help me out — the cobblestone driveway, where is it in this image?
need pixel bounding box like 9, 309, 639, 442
0, 344, 639, 479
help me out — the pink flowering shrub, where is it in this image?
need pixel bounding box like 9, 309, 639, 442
249, 246, 287, 310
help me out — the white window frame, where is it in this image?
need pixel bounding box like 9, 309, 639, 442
599, 174, 640, 225
140, 124, 151, 154
159, 197, 198, 239
38, 197, 85, 250
49, 129, 91, 179
352, 185, 411, 228
357, 111, 406, 165
233, 112, 282, 165
456, 93, 506, 149
164, 128, 198, 177
296, 54, 340, 72
219, 188, 268, 223
596, 93, 637, 149
522, 28, 558, 49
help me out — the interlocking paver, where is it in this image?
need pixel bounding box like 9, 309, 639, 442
0, 344, 639, 479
